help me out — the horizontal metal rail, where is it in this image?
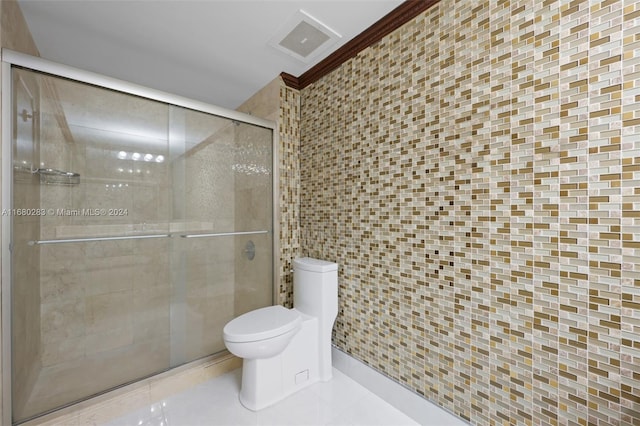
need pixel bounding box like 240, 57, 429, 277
2, 49, 275, 131
180, 230, 268, 238
27, 230, 269, 245
28, 234, 171, 246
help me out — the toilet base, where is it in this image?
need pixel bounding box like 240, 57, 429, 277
238, 315, 323, 411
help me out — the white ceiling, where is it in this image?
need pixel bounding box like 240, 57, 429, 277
18, 0, 403, 110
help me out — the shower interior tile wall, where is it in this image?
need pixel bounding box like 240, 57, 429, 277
297, 0, 640, 424
22, 75, 174, 420
233, 120, 273, 316
12, 80, 42, 421
237, 77, 301, 307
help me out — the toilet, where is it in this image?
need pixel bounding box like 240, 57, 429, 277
223, 257, 338, 411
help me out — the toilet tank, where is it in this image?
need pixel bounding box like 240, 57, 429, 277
293, 257, 338, 323
293, 257, 338, 381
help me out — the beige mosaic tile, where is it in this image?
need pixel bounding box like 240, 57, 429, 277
278, 83, 301, 307
299, 0, 640, 424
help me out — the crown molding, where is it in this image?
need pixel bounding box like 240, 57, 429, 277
279, 72, 301, 90
281, 0, 440, 90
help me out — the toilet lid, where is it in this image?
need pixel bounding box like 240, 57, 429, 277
223, 305, 301, 343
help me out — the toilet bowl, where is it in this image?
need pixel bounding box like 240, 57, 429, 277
223, 257, 338, 411
223, 305, 302, 359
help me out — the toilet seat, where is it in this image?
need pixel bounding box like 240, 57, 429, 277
223, 305, 301, 343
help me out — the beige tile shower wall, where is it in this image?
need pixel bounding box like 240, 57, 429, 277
1, 0, 39, 55
180, 128, 236, 360
300, 0, 640, 424
11, 73, 78, 418
237, 77, 301, 307
26, 73, 173, 421
236, 77, 281, 122
37, 75, 172, 370
233, 122, 274, 316
12, 177, 41, 419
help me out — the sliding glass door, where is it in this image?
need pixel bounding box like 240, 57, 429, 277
8, 66, 273, 423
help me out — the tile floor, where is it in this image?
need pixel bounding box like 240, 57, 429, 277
104, 368, 422, 426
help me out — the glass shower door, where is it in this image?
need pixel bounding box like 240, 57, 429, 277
11, 68, 173, 422
11, 64, 42, 424
168, 107, 273, 366
8, 64, 274, 424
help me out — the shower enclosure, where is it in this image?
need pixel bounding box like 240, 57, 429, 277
1, 50, 276, 424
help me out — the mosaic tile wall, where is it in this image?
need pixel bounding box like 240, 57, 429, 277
299, 0, 640, 424
278, 82, 301, 307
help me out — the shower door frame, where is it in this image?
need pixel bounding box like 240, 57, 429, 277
0, 48, 279, 425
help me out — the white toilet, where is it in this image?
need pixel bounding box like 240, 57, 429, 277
223, 257, 338, 411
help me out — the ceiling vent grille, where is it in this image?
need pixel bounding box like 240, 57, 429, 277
268, 10, 341, 64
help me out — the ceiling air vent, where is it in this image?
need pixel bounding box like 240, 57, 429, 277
268, 10, 341, 64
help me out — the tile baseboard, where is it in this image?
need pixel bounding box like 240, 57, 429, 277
331, 346, 469, 426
